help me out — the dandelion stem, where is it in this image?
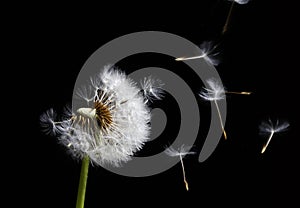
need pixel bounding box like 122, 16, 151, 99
261, 131, 274, 154
214, 100, 227, 140
179, 154, 189, 191
76, 156, 90, 208
222, 0, 235, 34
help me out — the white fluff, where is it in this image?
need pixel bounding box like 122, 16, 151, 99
164, 145, 196, 157
140, 76, 164, 103
259, 119, 290, 134
199, 41, 221, 66
199, 78, 225, 101
41, 66, 163, 167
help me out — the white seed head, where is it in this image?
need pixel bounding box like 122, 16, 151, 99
259, 119, 290, 134
165, 145, 196, 157
199, 78, 225, 101
41, 66, 159, 167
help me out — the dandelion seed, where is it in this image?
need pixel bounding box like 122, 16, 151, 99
175, 41, 221, 66
222, 0, 250, 34
140, 76, 164, 103
41, 65, 163, 166
259, 119, 289, 154
75, 85, 95, 105
165, 145, 196, 191
199, 78, 251, 139
199, 78, 226, 101
199, 78, 227, 139
40, 108, 70, 136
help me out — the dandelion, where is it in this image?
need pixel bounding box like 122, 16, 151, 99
165, 145, 196, 191
40, 65, 163, 208
222, 0, 250, 34
259, 119, 289, 154
175, 41, 221, 66
199, 78, 251, 140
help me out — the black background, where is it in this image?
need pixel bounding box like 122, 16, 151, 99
11, 0, 298, 207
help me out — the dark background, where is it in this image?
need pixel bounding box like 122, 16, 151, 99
11, 0, 298, 207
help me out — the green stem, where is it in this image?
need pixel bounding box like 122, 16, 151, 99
76, 156, 90, 208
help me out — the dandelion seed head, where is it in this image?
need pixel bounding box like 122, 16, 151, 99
259, 119, 290, 134
199, 78, 225, 101
165, 145, 196, 157
41, 66, 156, 167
